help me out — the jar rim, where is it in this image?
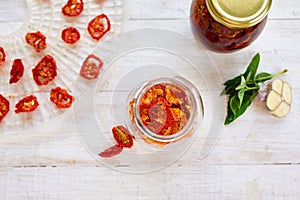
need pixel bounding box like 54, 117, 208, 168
129, 77, 203, 143
206, 0, 272, 29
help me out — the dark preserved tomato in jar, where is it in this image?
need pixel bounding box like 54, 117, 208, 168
190, 0, 272, 52
127, 77, 204, 147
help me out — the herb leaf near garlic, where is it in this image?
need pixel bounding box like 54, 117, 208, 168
221, 53, 288, 125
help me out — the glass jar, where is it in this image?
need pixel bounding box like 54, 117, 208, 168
126, 77, 204, 147
190, 0, 272, 52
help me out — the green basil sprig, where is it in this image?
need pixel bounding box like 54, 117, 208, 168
221, 53, 287, 125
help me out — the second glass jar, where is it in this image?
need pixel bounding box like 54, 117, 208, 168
190, 0, 272, 52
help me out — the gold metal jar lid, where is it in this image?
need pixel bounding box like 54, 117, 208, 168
206, 0, 272, 29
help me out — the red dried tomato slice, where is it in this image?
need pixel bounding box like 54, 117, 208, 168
87, 14, 111, 41
99, 145, 123, 158
25, 31, 47, 52
50, 87, 74, 109
0, 47, 6, 66
112, 126, 135, 148
32, 55, 57, 86
61, 27, 80, 44
80, 54, 103, 80
9, 59, 25, 84
62, 0, 84, 17
0, 95, 10, 122
15, 95, 39, 113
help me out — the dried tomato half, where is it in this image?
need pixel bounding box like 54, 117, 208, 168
50, 87, 74, 109
87, 14, 111, 41
25, 31, 47, 52
61, 27, 81, 44
80, 54, 103, 80
62, 0, 84, 17
112, 126, 135, 148
32, 55, 57, 86
15, 95, 39, 113
99, 145, 123, 158
0, 95, 10, 122
0, 47, 6, 66
9, 59, 25, 84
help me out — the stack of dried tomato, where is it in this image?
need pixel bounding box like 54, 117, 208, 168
138, 83, 191, 136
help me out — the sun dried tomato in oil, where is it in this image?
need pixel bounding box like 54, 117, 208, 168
99, 126, 134, 158
112, 126, 134, 148
25, 31, 47, 52
138, 83, 191, 136
190, 0, 267, 52
0, 95, 10, 122
99, 145, 123, 158
15, 95, 39, 113
9, 59, 24, 84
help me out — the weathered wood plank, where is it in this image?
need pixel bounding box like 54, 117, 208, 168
126, 0, 300, 20
0, 165, 300, 200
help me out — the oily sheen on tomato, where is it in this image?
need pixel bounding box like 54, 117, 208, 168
112, 126, 134, 148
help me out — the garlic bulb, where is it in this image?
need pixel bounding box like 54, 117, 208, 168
266, 79, 292, 117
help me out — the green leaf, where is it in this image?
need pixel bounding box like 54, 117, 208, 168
255, 69, 288, 83
245, 71, 252, 82
225, 90, 259, 125
224, 75, 241, 86
237, 89, 245, 107
225, 102, 235, 125
235, 75, 246, 91
243, 53, 260, 82
236, 90, 258, 117
229, 95, 240, 116
255, 72, 272, 83
221, 75, 241, 95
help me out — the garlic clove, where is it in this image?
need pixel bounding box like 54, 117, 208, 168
272, 102, 291, 118
266, 90, 282, 110
270, 79, 283, 94
282, 82, 292, 104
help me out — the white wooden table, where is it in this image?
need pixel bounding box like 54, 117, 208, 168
1, 0, 300, 199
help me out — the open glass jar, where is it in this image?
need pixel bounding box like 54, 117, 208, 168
126, 77, 204, 147
190, 0, 272, 52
